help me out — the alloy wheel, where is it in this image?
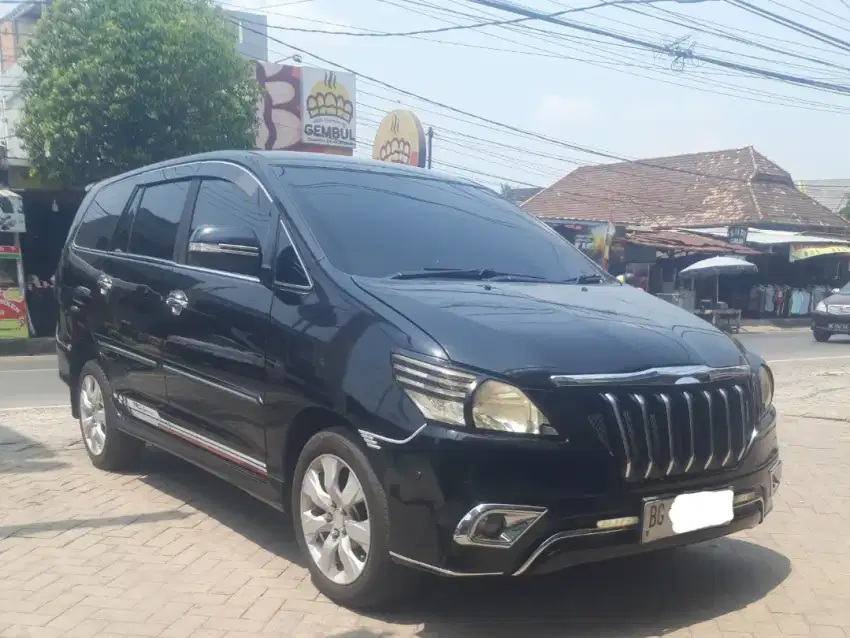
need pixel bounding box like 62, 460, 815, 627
299, 453, 371, 585
79, 374, 107, 456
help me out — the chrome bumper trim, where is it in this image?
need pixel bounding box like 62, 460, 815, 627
388, 552, 503, 578
453, 503, 547, 549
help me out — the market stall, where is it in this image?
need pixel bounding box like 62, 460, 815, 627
679, 256, 758, 333
0, 189, 29, 340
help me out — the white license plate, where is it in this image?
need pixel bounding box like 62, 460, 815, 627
641, 490, 734, 543
828, 323, 850, 333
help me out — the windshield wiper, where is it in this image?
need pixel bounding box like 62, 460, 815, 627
559, 273, 607, 284
389, 268, 548, 282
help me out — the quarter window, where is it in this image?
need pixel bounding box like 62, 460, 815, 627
274, 221, 310, 288
74, 180, 135, 251
128, 181, 191, 260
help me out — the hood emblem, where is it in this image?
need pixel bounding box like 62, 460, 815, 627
674, 376, 700, 385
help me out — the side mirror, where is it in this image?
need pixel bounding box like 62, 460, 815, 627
187, 225, 262, 277
832, 288, 841, 295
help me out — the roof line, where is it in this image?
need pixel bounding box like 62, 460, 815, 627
746, 146, 764, 222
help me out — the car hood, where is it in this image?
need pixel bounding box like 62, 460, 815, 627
823, 293, 850, 307
353, 279, 748, 379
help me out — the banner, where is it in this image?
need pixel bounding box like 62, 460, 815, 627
789, 243, 850, 262
300, 67, 356, 149
556, 221, 615, 269
0, 288, 27, 339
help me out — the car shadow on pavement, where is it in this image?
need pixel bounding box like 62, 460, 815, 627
0, 423, 69, 474
366, 539, 792, 636
139, 447, 306, 566
137, 449, 791, 637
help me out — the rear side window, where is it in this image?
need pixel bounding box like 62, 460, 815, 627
74, 180, 135, 251
128, 181, 191, 261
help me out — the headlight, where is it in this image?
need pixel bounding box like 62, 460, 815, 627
472, 380, 550, 435
392, 355, 551, 435
758, 365, 774, 414
816, 301, 827, 313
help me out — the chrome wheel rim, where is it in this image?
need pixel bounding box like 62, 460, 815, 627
79, 375, 107, 456
299, 453, 371, 585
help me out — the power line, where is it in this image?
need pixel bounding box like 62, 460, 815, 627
724, 0, 850, 54
458, 0, 850, 94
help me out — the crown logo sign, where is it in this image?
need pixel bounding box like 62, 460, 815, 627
378, 137, 412, 164
306, 71, 354, 122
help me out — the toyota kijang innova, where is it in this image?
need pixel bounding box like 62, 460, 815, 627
55, 151, 781, 608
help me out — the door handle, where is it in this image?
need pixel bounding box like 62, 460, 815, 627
97, 274, 113, 297
165, 290, 189, 316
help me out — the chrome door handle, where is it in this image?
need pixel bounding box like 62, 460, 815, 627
97, 274, 113, 297
165, 290, 189, 316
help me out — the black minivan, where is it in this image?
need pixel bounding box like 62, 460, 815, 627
55, 151, 781, 608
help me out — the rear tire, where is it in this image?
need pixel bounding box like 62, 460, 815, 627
291, 427, 417, 609
77, 360, 145, 471
814, 329, 831, 343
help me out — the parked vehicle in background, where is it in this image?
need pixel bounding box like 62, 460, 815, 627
55, 151, 782, 608
812, 283, 850, 341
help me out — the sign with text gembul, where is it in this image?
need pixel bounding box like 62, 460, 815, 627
300, 67, 356, 149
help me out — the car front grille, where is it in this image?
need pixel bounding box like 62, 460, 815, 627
566, 380, 758, 482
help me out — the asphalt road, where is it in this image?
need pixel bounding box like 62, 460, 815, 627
0, 330, 845, 411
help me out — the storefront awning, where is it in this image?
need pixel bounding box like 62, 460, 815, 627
624, 230, 761, 255
789, 244, 850, 262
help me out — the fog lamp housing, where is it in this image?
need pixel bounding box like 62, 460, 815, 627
453, 504, 547, 548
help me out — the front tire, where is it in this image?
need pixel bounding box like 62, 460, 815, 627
291, 428, 416, 609
77, 360, 145, 471
814, 329, 831, 342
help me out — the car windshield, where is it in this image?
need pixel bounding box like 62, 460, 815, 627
275, 165, 604, 282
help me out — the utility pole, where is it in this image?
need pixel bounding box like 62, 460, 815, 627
426, 126, 434, 169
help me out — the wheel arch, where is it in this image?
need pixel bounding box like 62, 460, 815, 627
281, 406, 359, 489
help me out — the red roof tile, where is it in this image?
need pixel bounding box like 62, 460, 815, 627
522, 147, 850, 232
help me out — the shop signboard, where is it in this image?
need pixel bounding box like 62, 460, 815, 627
0, 246, 28, 339
300, 67, 356, 149
789, 243, 850, 262
727, 225, 748, 245
0, 189, 25, 233
254, 62, 356, 155
371, 110, 427, 168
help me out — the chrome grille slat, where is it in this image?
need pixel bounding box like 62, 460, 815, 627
658, 393, 675, 476
702, 390, 715, 471
588, 379, 756, 483
733, 385, 748, 463
631, 394, 654, 479
682, 391, 695, 473
602, 393, 632, 479
717, 388, 733, 468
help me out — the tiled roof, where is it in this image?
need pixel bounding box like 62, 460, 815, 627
522, 147, 850, 232
626, 229, 761, 255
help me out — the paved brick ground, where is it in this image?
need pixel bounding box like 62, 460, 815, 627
0, 358, 849, 637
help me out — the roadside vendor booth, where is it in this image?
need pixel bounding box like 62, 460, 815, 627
0, 189, 29, 340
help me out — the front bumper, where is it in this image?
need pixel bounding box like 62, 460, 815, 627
812, 313, 850, 333
380, 410, 780, 578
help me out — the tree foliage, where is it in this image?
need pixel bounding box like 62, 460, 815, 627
18, 0, 260, 185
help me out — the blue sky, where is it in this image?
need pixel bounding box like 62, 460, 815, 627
221, 0, 850, 189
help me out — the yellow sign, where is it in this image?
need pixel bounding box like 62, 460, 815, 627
789, 243, 850, 262
372, 110, 427, 168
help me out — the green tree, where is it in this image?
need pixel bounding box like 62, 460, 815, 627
840, 203, 850, 220
18, 0, 259, 185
